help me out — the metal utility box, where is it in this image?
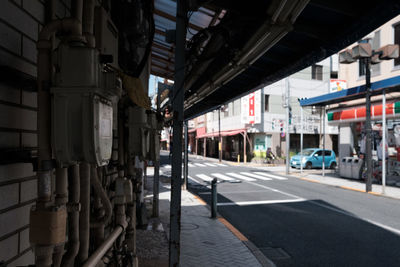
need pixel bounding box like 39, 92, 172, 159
128, 106, 149, 158
52, 44, 119, 166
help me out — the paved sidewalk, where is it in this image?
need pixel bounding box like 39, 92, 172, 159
145, 167, 273, 267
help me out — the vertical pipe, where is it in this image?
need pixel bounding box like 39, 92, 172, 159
218, 108, 222, 162
153, 83, 161, 217
61, 164, 80, 267
382, 90, 386, 194
204, 138, 206, 157
183, 121, 188, 190
300, 107, 304, 174
322, 107, 326, 176
365, 58, 373, 192
285, 78, 290, 174
53, 167, 68, 267
78, 162, 90, 263
169, 0, 186, 265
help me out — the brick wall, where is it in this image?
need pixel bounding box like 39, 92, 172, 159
0, 1, 71, 266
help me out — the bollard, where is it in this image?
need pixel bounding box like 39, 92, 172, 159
237, 154, 240, 163
211, 178, 218, 218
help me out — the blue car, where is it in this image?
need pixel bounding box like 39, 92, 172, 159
290, 148, 337, 169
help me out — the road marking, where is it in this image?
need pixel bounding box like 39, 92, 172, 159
218, 217, 248, 241
226, 172, 256, 181
194, 163, 207, 167
188, 175, 203, 185
198, 190, 267, 195
240, 172, 272, 180
300, 177, 320, 183
211, 173, 235, 181
216, 163, 228, 166
192, 195, 207, 205
188, 163, 195, 167
204, 163, 218, 167
247, 181, 303, 199
309, 200, 400, 236
253, 172, 287, 180
340, 186, 365, 193
195, 174, 213, 181
217, 198, 306, 206
163, 164, 171, 169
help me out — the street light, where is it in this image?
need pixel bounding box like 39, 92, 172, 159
339, 42, 399, 192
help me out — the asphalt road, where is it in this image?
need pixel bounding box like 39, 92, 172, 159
160, 153, 400, 267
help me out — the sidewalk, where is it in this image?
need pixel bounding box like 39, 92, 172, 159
143, 168, 274, 267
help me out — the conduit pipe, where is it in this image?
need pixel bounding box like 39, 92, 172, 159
82, 0, 96, 47
61, 164, 80, 267
78, 162, 91, 263
82, 219, 129, 267
90, 166, 112, 228
52, 167, 68, 267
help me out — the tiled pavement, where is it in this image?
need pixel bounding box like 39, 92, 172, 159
179, 190, 265, 267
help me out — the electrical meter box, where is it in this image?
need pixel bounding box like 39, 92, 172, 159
52, 44, 119, 166
128, 106, 149, 158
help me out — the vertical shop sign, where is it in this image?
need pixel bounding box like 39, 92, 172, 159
241, 90, 261, 124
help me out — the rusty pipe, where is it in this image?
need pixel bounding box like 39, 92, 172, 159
90, 166, 112, 228
78, 162, 90, 263
61, 164, 80, 267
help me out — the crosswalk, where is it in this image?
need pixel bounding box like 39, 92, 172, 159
162, 162, 228, 169
193, 172, 288, 183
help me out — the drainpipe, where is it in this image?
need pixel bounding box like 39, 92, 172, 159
78, 162, 91, 263
61, 164, 80, 267
52, 167, 68, 267
82, 0, 95, 48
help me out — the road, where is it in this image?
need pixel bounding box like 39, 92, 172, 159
160, 154, 400, 267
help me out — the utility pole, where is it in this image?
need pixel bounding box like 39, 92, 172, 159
300, 106, 303, 174
285, 78, 290, 175
218, 107, 222, 162
365, 57, 372, 192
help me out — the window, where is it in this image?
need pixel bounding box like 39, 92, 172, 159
311, 64, 323, 80
324, 150, 331, 156
394, 24, 400, 66
264, 95, 269, 112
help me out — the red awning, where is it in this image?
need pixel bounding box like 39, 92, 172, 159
196, 129, 246, 139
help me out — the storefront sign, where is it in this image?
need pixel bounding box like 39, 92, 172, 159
241, 90, 261, 124
330, 79, 347, 93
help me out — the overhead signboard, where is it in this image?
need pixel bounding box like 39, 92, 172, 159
241, 90, 261, 124
330, 79, 347, 93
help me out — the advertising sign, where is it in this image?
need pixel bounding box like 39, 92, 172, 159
330, 79, 347, 93
241, 90, 261, 124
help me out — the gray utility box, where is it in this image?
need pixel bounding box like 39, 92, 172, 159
52, 44, 120, 166
339, 157, 353, 179
128, 106, 150, 159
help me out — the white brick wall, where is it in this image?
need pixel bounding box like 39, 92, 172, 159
0, 0, 71, 265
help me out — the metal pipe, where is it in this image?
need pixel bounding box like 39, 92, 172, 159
78, 162, 91, 263
90, 166, 112, 228
169, 0, 186, 265
211, 178, 217, 218
183, 121, 188, 190
322, 107, 326, 176
82, 219, 128, 267
53, 167, 68, 267
365, 58, 373, 192
61, 164, 80, 267
73, 0, 83, 22
285, 78, 290, 175
82, 0, 95, 47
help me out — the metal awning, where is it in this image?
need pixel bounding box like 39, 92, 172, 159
299, 76, 400, 107
196, 128, 246, 139
150, 0, 400, 119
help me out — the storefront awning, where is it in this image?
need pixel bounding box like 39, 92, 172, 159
299, 76, 400, 107
196, 129, 246, 139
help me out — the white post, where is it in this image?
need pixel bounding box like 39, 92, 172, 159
382, 90, 386, 194
285, 78, 290, 175
300, 106, 304, 174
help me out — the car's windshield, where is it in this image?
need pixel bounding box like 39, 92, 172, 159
297, 149, 315, 156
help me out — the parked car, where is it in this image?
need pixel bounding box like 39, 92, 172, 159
290, 148, 337, 169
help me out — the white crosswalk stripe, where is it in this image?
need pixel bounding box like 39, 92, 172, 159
188, 163, 195, 167
240, 172, 272, 180
253, 172, 288, 180
163, 165, 171, 169
196, 174, 213, 182
216, 163, 228, 166
211, 173, 235, 181
194, 163, 207, 167
226, 172, 256, 181
204, 163, 218, 167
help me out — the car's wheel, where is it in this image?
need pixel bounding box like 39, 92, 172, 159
305, 162, 312, 169
330, 162, 337, 169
